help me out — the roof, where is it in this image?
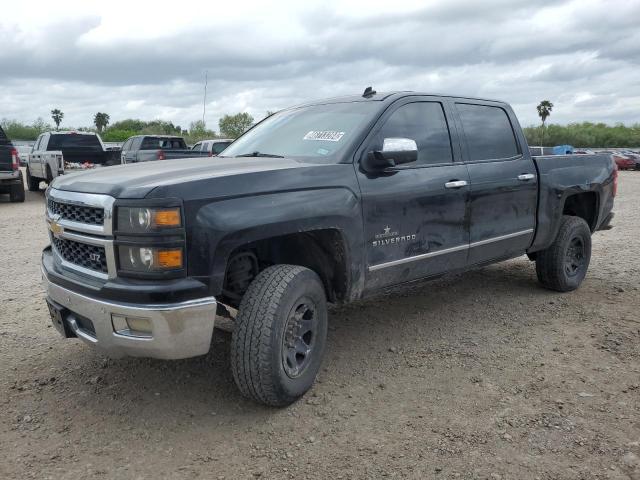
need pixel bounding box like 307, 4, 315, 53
49, 130, 98, 135
293, 91, 508, 109
130, 134, 185, 139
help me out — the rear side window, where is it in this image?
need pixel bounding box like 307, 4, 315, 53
456, 103, 519, 161
372, 102, 453, 165
141, 137, 162, 149
212, 141, 231, 155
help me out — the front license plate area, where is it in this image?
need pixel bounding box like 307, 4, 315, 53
46, 299, 70, 337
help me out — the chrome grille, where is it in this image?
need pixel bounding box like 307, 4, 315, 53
48, 198, 104, 225
52, 236, 108, 273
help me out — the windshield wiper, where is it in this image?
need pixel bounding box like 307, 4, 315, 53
235, 151, 285, 158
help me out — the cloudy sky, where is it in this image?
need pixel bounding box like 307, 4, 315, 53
1, 0, 639, 132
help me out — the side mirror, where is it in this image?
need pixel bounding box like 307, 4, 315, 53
362, 137, 418, 172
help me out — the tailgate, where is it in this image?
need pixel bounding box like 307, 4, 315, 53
62, 151, 107, 165
0, 145, 13, 172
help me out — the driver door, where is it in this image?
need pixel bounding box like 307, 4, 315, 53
355, 98, 470, 293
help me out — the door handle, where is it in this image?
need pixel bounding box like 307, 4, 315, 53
445, 180, 468, 189
518, 173, 535, 181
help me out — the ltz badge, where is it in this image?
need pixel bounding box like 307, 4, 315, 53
372, 225, 417, 247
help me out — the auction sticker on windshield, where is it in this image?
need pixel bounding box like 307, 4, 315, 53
303, 131, 345, 142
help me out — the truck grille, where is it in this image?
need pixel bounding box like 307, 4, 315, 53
48, 198, 104, 226
52, 236, 108, 273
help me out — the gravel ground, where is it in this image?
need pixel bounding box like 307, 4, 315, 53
1, 170, 639, 480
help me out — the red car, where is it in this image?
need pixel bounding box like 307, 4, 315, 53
600, 151, 635, 170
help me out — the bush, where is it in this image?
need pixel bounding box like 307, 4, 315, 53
524, 122, 640, 148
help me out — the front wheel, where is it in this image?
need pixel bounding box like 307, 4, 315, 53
231, 264, 328, 407
535, 215, 592, 292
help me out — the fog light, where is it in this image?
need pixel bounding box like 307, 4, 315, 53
126, 317, 152, 334
111, 314, 152, 337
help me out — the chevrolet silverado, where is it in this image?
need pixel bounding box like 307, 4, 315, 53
41, 90, 616, 406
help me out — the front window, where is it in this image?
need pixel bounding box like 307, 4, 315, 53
221, 102, 378, 161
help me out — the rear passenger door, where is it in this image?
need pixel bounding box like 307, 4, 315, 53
454, 101, 537, 264
356, 97, 470, 292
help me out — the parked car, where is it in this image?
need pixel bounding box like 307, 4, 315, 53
25, 131, 120, 191
42, 90, 616, 406
15, 145, 32, 166
0, 125, 25, 202
191, 139, 234, 156
599, 151, 635, 170
619, 150, 640, 170
120, 135, 210, 164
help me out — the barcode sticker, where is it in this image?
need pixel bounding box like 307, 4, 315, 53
303, 131, 345, 142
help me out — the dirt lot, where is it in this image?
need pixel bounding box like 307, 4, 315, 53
0, 171, 639, 480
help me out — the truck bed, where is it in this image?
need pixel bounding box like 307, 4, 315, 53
529, 153, 615, 253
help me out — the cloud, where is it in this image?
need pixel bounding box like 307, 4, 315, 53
1, 0, 639, 131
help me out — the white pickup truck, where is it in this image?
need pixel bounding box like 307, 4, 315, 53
26, 131, 120, 191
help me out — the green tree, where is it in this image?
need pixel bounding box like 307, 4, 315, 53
186, 120, 216, 143
51, 109, 64, 130
219, 112, 254, 138
93, 112, 110, 133
536, 100, 553, 146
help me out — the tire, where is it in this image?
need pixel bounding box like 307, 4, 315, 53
26, 167, 40, 191
45, 165, 53, 184
231, 264, 328, 407
536, 215, 592, 292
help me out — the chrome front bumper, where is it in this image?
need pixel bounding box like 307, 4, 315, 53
43, 272, 217, 360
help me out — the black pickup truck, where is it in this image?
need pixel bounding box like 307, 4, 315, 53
41, 91, 616, 406
120, 135, 209, 164
0, 125, 25, 202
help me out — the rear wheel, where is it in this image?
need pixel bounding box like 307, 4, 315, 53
535, 215, 592, 292
45, 165, 53, 184
231, 264, 328, 407
26, 167, 40, 191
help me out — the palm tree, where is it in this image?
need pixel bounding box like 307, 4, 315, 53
94, 112, 110, 133
536, 100, 553, 146
51, 109, 64, 131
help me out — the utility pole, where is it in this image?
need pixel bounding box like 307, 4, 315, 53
202, 70, 208, 125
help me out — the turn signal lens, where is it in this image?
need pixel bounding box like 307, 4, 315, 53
118, 246, 184, 272
152, 208, 181, 228
157, 249, 183, 268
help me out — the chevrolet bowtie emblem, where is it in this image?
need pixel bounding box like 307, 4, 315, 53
49, 214, 64, 237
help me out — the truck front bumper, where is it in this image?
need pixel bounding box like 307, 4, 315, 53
42, 268, 217, 360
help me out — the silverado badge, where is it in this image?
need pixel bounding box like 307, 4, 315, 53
372, 225, 417, 247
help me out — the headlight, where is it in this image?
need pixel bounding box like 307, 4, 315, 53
118, 246, 184, 273
117, 207, 182, 233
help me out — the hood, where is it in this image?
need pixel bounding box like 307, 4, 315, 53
51, 156, 314, 198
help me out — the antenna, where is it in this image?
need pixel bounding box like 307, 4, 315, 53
202, 70, 208, 125
362, 86, 376, 98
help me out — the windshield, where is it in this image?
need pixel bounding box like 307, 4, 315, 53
221, 102, 378, 161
